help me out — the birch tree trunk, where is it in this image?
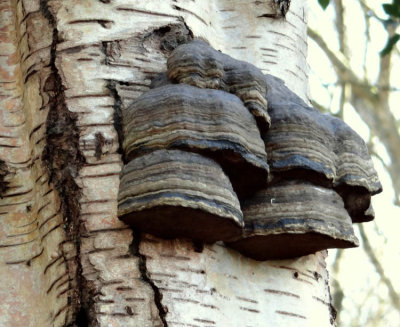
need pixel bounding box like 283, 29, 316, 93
0, 1, 335, 326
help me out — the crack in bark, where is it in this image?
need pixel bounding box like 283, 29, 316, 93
130, 231, 169, 327
39, 0, 86, 325
326, 277, 337, 326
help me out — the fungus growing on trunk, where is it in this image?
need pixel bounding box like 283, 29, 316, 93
167, 40, 270, 133
118, 149, 243, 243
263, 74, 382, 223
122, 83, 269, 198
118, 40, 381, 261
227, 180, 359, 260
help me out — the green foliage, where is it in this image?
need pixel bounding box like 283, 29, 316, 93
381, 0, 400, 56
383, 0, 400, 18
318, 0, 331, 10
316, 0, 399, 56
381, 34, 400, 56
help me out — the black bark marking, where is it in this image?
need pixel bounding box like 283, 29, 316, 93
264, 289, 300, 298
172, 5, 208, 26
68, 19, 114, 29
192, 241, 204, 253
142, 23, 193, 54
94, 132, 106, 160
104, 79, 124, 158
0, 160, 10, 196
276, 310, 306, 319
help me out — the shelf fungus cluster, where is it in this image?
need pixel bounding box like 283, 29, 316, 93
118, 40, 382, 260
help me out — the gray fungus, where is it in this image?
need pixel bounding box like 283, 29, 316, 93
118, 40, 381, 260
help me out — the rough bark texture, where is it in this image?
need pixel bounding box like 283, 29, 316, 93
0, 1, 78, 325
1, 1, 336, 326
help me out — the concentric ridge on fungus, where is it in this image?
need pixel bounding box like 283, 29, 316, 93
227, 180, 359, 260
167, 40, 270, 133
264, 74, 382, 223
122, 83, 269, 198
116, 40, 381, 260
118, 150, 243, 243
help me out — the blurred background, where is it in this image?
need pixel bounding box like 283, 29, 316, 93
307, 0, 400, 326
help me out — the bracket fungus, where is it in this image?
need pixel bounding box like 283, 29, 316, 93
118, 150, 243, 243
263, 75, 382, 223
122, 83, 269, 198
227, 180, 359, 260
167, 40, 270, 133
118, 40, 381, 261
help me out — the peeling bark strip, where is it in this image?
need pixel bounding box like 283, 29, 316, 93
46, 3, 193, 325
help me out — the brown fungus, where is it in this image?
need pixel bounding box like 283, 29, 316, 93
117, 41, 380, 259
118, 149, 243, 243
264, 74, 382, 223
167, 40, 270, 133
227, 180, 359, 260
122, 83, 269, 198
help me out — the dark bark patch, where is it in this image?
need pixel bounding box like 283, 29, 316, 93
105, 80, 124, 157
42, 71, 85, 237
143, 23, 193, 55
40, 1, 86, 323
0, 160, 10, 196
94, 132, 106, 160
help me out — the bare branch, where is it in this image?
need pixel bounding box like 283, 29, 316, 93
358, 225, 400, 310
358, 0, 371, 79
358, 0, 387, 25
333, 0, 347, 119
377, 24, 396, 103
307, 27, 375, 101
333, 0, 348, 55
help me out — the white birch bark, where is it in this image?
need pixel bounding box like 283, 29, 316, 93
0, 0, 335, 326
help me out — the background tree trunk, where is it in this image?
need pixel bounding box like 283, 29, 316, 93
0, 1, 335, 326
